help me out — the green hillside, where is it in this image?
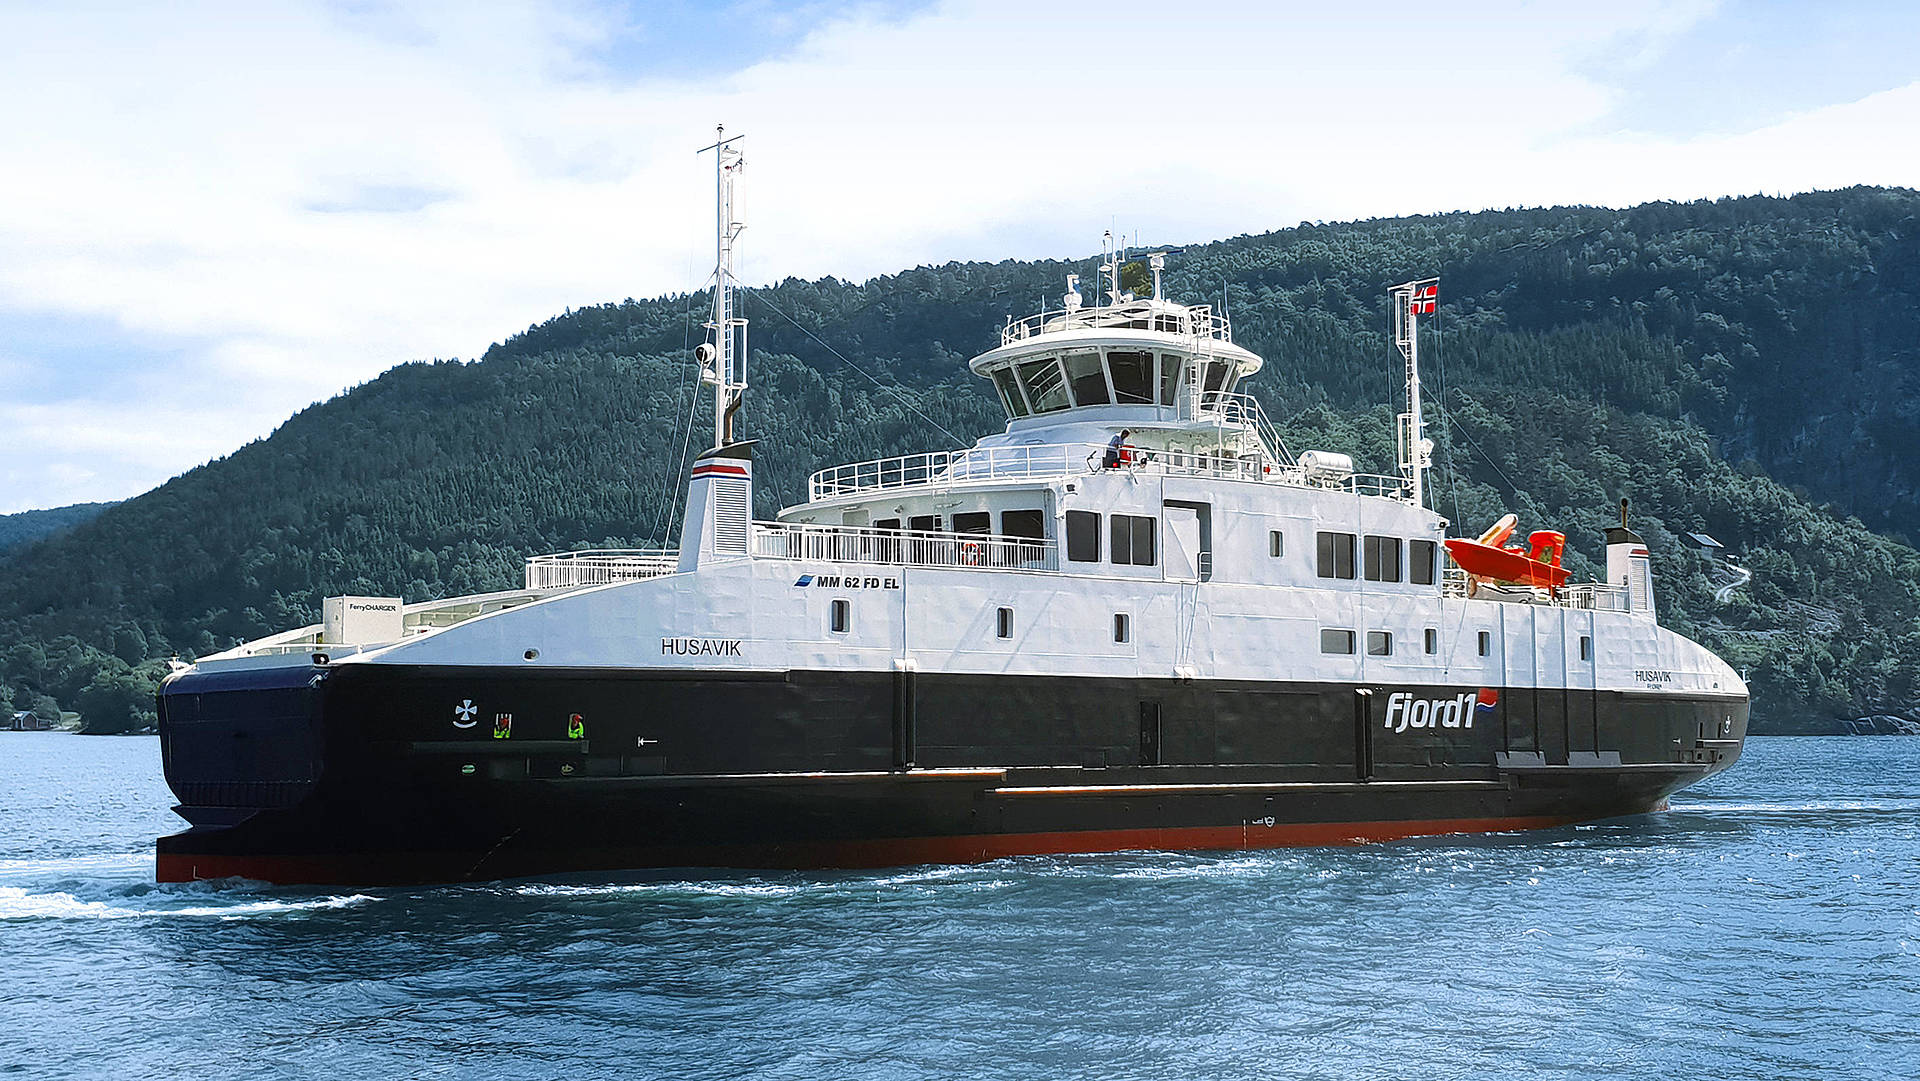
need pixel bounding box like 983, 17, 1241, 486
4, 186, 1920, 734
0, 502, 113, 554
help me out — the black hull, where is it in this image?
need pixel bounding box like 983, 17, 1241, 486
156, 664, 1746, 885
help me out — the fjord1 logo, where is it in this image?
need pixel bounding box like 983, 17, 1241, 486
1383, 691, 1484, 734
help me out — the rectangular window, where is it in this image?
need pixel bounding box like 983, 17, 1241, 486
1131, 515, 1155, 566
953, 511, 991, 535
874, 518, 900, 532
1109, 514, 1156, 566
1269, 530, 1285, 558
997, 607, 1013, 639
1363, 536, 1402, 582
991, 367, 1029, 418
1000, 509, 1044, 540
1580, 635, 1592, 661
1367, 630, 1392, 656
1016, 356, 1070, 413
1477, 630, 1491, 657
1424, 628, 1438, 655
1320, 629, 1355, 655
1410, 540, 1437, 585
1158, 354, 1181, 405
1113, 613, 1130, 643
1107, 350, 1155, 404
830, 599, 850, 634
1066, 510, 1100, 563
908, 514, 940, 533
1064, 351, 1110, 406
1316, 531, 1356, 579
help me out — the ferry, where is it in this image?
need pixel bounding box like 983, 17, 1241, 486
155, 130, 1748, 885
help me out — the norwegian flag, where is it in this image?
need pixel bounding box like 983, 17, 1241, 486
1410, 283, 1438, 315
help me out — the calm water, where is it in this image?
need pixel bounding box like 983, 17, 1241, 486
0, 734, 1915, 1080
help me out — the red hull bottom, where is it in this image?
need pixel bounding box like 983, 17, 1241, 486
157, 813, 1590, 887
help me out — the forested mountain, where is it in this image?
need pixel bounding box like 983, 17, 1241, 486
4, 186, 1920, 734
0, 502, 113, 554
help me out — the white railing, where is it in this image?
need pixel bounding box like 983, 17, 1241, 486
810, 443, 1104, 499
810, 441, 1410, 502
1442, 566, 1631, 611
752, 522, 1058, 572
1560, 582, 1631, 612
525, 549, 679, 590
1002, 302, 1232, 346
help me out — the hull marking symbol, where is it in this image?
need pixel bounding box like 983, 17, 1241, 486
453, 700, 478, 729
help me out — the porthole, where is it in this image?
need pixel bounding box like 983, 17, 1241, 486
523, 648, 540, 661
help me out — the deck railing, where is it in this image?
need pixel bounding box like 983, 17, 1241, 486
525, 549, 679, 591
1001, 302, 1231, 346
1441, 566, 1632, 611
809, 441, 1407, 501
751, 522, 1057, 572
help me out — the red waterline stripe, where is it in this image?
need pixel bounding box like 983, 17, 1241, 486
157, 814, 1581, 886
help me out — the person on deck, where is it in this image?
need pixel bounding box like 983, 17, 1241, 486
1103, 429, 1133, 469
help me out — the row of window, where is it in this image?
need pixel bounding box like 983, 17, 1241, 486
835, 599, 1137, 645
837, 600, 1595, 663
1065, 510, 1157, 566
1314, 532, 1437, 585
994, 607, 1132, 643
1320, 627, 1593, 660
871, 510, 1047, 540
990, 351, 1243, 418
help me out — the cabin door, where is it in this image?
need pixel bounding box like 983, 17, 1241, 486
1163, 505, 1203, 582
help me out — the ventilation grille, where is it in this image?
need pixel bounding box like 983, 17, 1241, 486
712, 477, 750, 553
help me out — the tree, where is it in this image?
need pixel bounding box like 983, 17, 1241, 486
75, 664, 158, 735
30, 694, 60, 727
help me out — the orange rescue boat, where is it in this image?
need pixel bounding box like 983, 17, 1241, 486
1443, 514, 1571, 591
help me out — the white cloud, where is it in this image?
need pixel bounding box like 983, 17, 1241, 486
0, 0, 1914, 513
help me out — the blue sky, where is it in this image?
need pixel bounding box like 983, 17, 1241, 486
1, 0, 1916, 514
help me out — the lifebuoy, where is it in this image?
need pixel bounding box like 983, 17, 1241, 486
960, 541, 985, 566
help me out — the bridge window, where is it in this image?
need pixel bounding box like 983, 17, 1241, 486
1065, 352, 1109, 406
1320, 629, 1355, 654
1201, 361, 1229, 393
1017, 356, 1070, 413
1411, 540, 1437, 585
1001, 510, 1044, 539
1158, 354, 1181, 405
1316, 531, 1356, 579
1363, 536, 1402, 582
992, 367, 1029, 418
954, 512, 991, 535
1110, 514, 1156, 566
830, 599, 850, 634
1367, 631, 1392, 656
1066, 511, 1100, 562
1107, 350, 1155, 404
